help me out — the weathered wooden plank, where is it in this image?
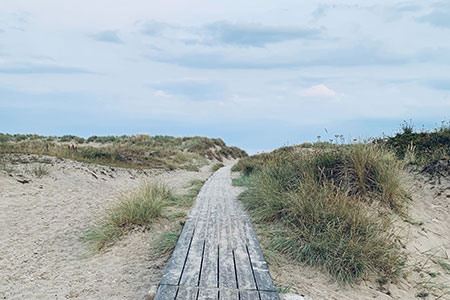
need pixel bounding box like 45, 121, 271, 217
218, 195, 237, 289
175, 286, 198, 299
159, 217, 196, 285
159, 181, 207, 286
239, 290, 260, 300
229, 202, 257, 290
241, 217, 277, 292
198, 287, 219, 300
199, 190, 219, 287
179, 196, 210, 286
218, 288, 239, 300
259, 291, 280, 300
154, 284, 178, 300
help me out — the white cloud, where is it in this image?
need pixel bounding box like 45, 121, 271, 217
297, 84, 337, 97
154, 90, 172, 97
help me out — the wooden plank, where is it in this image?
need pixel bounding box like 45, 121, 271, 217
179, 195, 210, 286
229, 202, 257, 290
259, 291, 280, 300
176, 286, 198, 299
200, 194, 219, 287
159, 215, 196, 285
159, 182, 207, 286
241, 217, 277, 292
218, 288, 239, 299
198, 287, 219, 300
218, 194, 237, 289
239, 290, 260, 300
154, 284, 178, 300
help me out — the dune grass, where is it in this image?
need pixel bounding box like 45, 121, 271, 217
0, 133, 247, 170
172, 179, 205, 207
210, 162, 225, 172
384, 120, 449, 167
235, 143, 408, 284
83, 178, 206, 251
83, 182, 173, 250
152, 231, 181, 256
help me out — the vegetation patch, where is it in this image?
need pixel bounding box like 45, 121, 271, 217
83, 182, 173, 250
236, 143, 407, 284
152, 231, 181, 256
83, 178, 206, 252
210, 162, 225, 172
0, 133, 247, 170
383, 121, 449, 174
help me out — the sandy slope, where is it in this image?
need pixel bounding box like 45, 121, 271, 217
0, 154, 220, 300
268, 171, 450, 300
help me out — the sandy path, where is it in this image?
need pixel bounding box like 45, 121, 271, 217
0, 154, 220, 300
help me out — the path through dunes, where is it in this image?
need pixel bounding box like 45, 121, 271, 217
155, 166, 279, 300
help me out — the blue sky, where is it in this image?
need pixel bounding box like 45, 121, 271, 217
0, 1, 449, 153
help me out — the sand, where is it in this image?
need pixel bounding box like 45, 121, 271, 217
0, 154, 223, 300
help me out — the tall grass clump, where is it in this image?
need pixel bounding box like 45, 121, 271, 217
83, 182, 173, 250
237, 143, 407, 283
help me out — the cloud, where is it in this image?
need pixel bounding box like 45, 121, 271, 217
0, 63, 95, 74
138, 20, 320, 47
150, 78, 225, 101
91, 30, 123, 44
418, 2, 450, 28
297, 84, 337, 97
147, 41, 411, 69
140, 20, 172, 36
154, 90, 172, 97
203, 21, 321, 47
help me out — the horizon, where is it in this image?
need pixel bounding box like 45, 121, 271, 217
1, 1, 449, 155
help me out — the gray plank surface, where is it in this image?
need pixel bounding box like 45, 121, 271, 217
155, 166, 279, 300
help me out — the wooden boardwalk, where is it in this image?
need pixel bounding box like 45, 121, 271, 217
155, 166, 279, 300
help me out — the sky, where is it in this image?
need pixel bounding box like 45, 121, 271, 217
0, 0, 449, 153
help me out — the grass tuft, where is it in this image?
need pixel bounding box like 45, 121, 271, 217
211, 162, 225, 172
32, 164, 50, 178
152, 231, 180, 256
83, 182, 173, 250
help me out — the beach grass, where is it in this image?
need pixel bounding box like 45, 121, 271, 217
235, 143, 408, 283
